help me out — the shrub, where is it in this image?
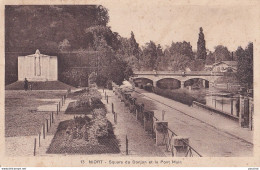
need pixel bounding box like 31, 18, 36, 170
153, 87, 206, 106
66, 86, 104, 114
107, 80, 112, 90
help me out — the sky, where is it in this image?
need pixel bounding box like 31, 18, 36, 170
101, 1, 258, 52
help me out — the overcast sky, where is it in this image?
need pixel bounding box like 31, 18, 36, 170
102, 1, 257, 51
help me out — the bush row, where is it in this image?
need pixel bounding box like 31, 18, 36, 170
153, 87, 206, 106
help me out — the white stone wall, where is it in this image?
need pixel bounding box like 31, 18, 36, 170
18, 53, 58, 81
49, 56, 58, 81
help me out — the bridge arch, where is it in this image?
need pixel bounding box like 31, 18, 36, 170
155, 78, 181, 89
183, 77, 210, 89
132, 77, 153, 89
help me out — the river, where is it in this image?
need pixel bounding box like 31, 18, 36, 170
204, 90, 239, 117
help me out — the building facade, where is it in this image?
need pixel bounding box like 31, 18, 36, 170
205, 61, 237, 72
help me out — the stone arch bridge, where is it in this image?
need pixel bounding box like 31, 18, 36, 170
130, 71, 225, 89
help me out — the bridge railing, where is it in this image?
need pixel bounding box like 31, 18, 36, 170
133, 71, 225, 76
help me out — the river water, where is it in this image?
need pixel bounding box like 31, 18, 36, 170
204, 90, 239, 117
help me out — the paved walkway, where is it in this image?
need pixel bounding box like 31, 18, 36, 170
131, 88, 253, 157
100, 90, 166, 157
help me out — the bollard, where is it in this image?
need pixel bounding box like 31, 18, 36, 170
154, 121, 168, 146
162, 110, 165, 121
52, 112, 54, 123
135, 108, 138, 120
50, 114, 52, 127
46, 119, 49, 132
107, 95, 108, 104
38, 133, 41, 147
34, 138, 36, 156
143, 111, 154, 133
221, 97, 223, 111
112, 103, 114, 113
139, 104, 145, 125
231, 99, 234, 115
126, 135, 129, 155
43, 124, 45, 139
172, 136, 189, 157
114, 112, 117, 124
57, 104, 59, 115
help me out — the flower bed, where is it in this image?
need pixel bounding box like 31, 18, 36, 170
47, 108, 120, 154
65, 87, 105, 114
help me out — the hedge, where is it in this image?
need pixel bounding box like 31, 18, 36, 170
153, 87, 206, 106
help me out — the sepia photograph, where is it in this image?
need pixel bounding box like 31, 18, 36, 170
1, 0, 259, 167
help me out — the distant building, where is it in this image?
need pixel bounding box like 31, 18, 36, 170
204, 61, 237, 72
18, 49, 58, 81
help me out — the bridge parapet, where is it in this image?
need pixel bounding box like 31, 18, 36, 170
133, 71, 225, 76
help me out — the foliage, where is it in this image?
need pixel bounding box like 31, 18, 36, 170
141, 41, 158, 70
88, 72, 97, 85
205, 52, 215, 65
197, 27, 207, 60
129, 31, 141, 57
236, 42, 253, 89
61, 68, 88, 87
154, 87, 206, 106
213, 45, 232, 62
5, 5, 109, 53
169, 41, 194, 60
155, 41, 195, 71
124, 65, 134, 81
189, 59, 206, 71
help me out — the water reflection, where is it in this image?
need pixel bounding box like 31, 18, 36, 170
205, 91, 239, 117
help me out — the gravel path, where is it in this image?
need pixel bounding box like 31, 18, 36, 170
100, 90, 166, 157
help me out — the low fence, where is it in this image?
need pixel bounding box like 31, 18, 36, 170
111, 84, 202, 157
32, 90, 70, 156
192, 101, 239, 121
214, 83, 241, 91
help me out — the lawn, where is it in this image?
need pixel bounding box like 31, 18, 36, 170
5, 90, 67, 137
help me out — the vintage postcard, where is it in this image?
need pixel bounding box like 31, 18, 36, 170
0, 0, 259, 167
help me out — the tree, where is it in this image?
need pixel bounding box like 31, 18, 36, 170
58, 39, 71, 52
205, 51, 215, 65
169, 54, 191, 71
141, 41, 158, 70
129, 31, 140, 58
197, 27, 207, 60
169, 41, 194, 60
236, 42, 253, 89
88, 72, 97, 85
165, 41, 195, 71
213, 45, 232, 62
124, 65, 134, 80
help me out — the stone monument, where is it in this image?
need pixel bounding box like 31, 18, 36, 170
18, 49, 58, 81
